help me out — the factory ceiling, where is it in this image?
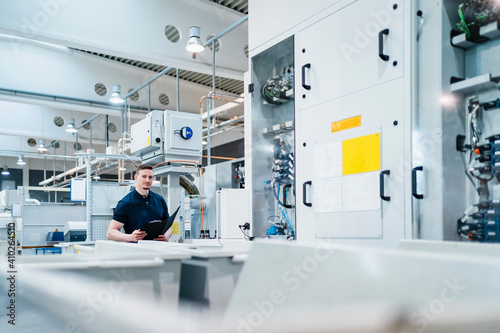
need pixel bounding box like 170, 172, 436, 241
0, 0, 249, 165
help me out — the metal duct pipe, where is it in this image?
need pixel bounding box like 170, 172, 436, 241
0, 87, 148, 116
105, 115, 109, 148
202, 115, 244, 135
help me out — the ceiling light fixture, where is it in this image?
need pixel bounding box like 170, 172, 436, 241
17, 156, 26, 166
2, 166, 9, 176
66, 118, 78, 133
110, 85, 124, 104
186, 25, 204, 53
37, 139, 48, 153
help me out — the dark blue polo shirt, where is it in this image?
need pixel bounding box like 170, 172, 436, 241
112, 189, 169, 234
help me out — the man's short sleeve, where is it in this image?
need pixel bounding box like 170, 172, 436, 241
112, 200, 128, 224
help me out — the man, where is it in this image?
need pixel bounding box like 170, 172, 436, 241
107, 164, 172, 242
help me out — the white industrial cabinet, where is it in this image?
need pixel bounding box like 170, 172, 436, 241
247, 0, 499, 246
247, 0, 413, 246
298, 0, 404, 109
295, 0, 411, 247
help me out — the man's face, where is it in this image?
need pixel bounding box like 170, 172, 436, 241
135, 169, 154, 190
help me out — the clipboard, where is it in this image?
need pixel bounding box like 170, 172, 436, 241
140, 206, 180, 240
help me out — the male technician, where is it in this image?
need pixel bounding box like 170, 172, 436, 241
107, 164, 172, 242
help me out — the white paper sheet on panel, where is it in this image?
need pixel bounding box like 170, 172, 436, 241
313, 177, 342, 213
70, 178, 87, 201
343, 171, 380, 211
314, 141, 342, 180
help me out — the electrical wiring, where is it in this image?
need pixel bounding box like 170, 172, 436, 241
276, 185, 295, 237
267, 215, 283, 225
238, 223, 253, 240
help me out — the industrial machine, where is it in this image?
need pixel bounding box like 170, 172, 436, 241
457, 98, 500, 242
444, 1, 500, 243
246, 36, 296, 240
64, 221, 87, 242
131, 110, 202, 166
245, 0, 500, 246
46, 230, 64, 245
189, 158, 245, 240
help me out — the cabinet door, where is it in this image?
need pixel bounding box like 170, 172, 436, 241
295, 78, 406, 248
298, 0, 404, 110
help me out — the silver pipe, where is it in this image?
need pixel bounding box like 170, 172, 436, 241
0, 87, 148, 113
148, 83, 151, 113
203, 15, 248, 47
89, 122, 93, 149
73, 152, 140, 162
64, 142, 67, 181
48, 140, 60, 149
53, 155, 57, 202
105, 115, 109, 148
124, 102, 128, 133
43, 156, 47, 184
124, 66, 173, 99
206, 97, 211, 166
202, 115, 244, 135
77, 113, 101, 130
121, 106, 125, 134
202, 123, 244, 140
176, 68, 180, 112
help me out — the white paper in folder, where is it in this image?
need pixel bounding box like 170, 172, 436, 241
70, 178, 86, 201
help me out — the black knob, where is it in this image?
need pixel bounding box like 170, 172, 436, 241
155, 137, 161, 143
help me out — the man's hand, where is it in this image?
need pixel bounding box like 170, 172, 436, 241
154, 235, 167, 242
129, 229, 147, 242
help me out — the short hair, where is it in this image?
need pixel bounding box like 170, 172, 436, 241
136, 164, 153, 175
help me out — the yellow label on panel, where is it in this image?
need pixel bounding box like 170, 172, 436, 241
172, 222, 179, 235
342, 133, 381, 175
148, 136, 151, 146
331, 115, 361, 133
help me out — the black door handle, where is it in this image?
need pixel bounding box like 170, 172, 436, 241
412, 166, 424, 199
303, 181, 312, 207
283, 183, 294, 209
379, 29, 390, 61
301, 63, 311, 90
380, 170, 390, 201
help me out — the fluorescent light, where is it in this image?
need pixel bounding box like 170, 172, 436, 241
66, 118, 78, 133
186, 26, 204, 53
110, 85, 124, 104
1, 166, 9, 176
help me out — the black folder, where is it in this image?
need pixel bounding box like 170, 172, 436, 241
140, 206, 180, 240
